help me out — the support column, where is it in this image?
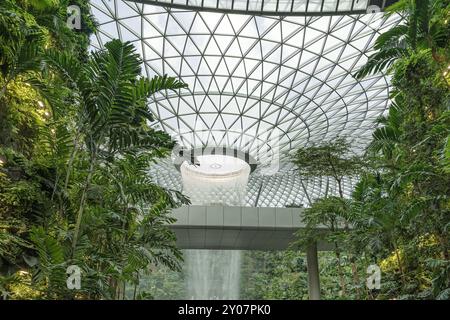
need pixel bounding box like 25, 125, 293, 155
306, 242, 320, 300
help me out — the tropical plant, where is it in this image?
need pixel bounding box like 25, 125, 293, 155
291, 138, 367, 297
354, 0, 449, 79
291, 137, 365, 198
43, 39, 188, 253
0, 0, 190, 299
291, 0, 450, 300
0, 1, 44, 99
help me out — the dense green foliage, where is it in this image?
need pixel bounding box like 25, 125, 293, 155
123, 250, 361, 300
0, 0, 188, 299
0, 0, 448, 300
292, 0, 450, 300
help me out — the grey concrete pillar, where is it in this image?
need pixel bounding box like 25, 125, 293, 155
306, 242, 320, 300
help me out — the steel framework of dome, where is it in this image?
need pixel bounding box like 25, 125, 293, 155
91, 0, 402, 207
131, 0, 398, 16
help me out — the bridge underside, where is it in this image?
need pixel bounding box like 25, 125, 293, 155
169, 205, 332, 250
169, 205, 326, 299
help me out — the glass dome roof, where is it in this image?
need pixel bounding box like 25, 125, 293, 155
128, 0, 398, 16
90, 0, 402, 206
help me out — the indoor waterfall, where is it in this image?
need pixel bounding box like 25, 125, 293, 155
180, 153, 249, 299
185, 249, 242, 299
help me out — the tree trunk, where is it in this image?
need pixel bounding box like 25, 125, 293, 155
64, 129, 82, 191
133, 273, 139, 300
0, 79, 10, 100
337, 178, 344, 199
337, 177, 357, 297
393, 240, 406, 286
438, 234, 449, 260
335, 242, 346, 297
351, 260, 361, 299
71, 148, 96, 254
51, 172, 60, 202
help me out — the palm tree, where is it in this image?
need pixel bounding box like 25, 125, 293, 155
354, 0, 449, 79
88, 151, 188, 298
44, 39, 188, 254
367, 94, 404, 163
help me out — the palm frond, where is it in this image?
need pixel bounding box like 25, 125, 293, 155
147, 74, 188, 95
369, 126, 400, 157
374, 25, 410, 51
354, 47, 407, 79
44, 50, 82, 90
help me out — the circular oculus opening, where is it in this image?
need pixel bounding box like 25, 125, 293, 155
181, 154, 250, 178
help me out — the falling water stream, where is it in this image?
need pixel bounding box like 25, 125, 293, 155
180, 154, 250, 299
185, 249, 242, 299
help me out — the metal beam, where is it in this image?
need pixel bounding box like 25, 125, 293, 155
129, 0, 398, 17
